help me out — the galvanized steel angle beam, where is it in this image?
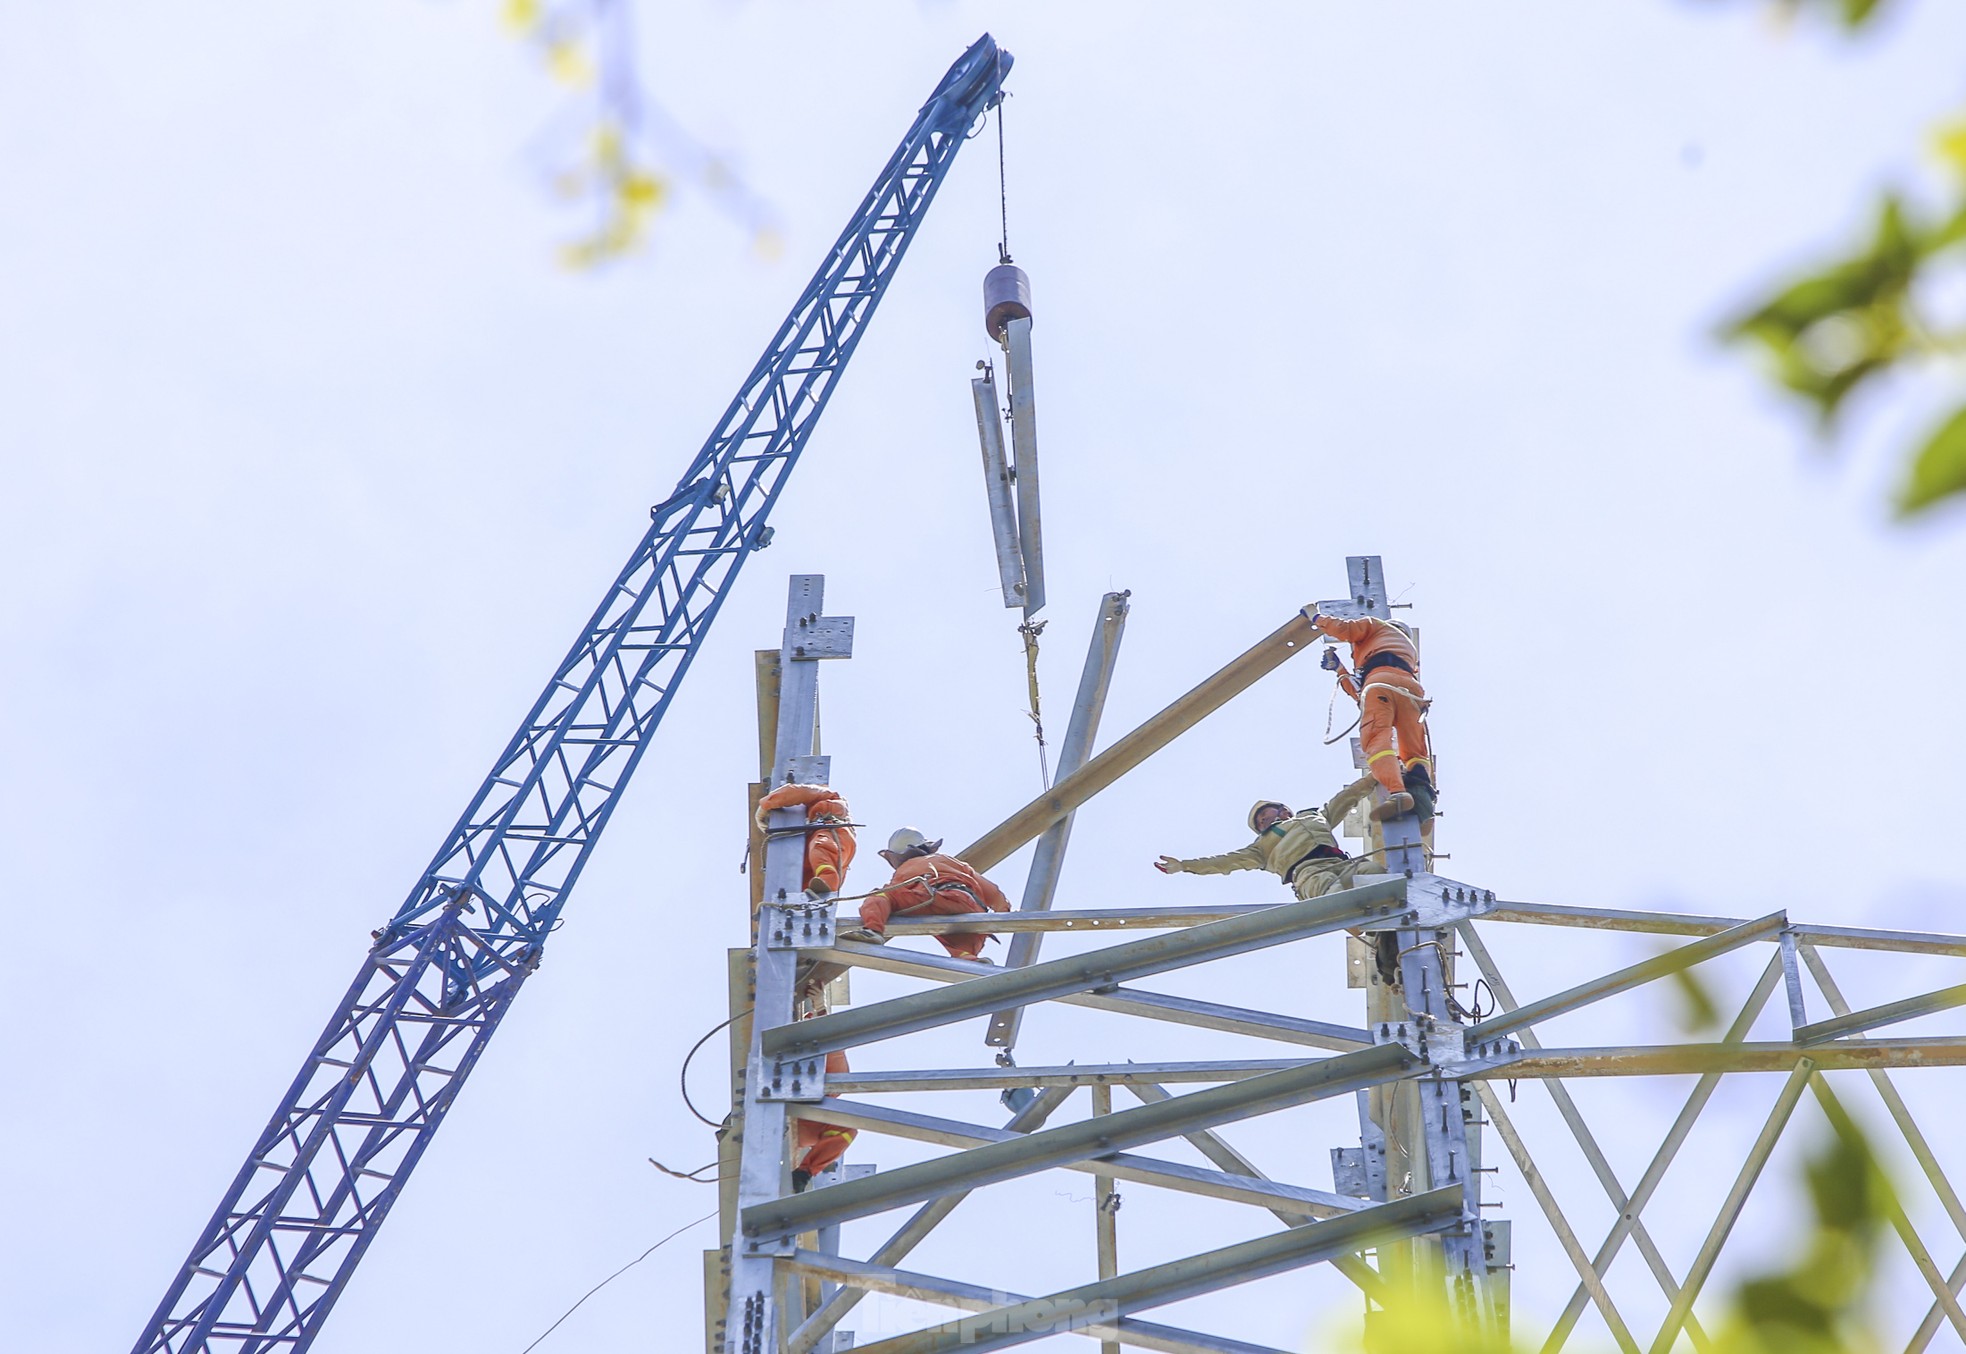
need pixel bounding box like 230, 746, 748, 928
1460, 923, 1723, 1353
1643, 1062, 1816, 1354
1798, 946, 1966, 1353
728, 576, 850, 1354
1370, 873, 1500, 931
1483, 901, 1966, 958
829, 1058, 1309, 1093
1122, 1083, 1395, 1303
1806, 1076, 1966, 1343
988, 589, 1130, 1049
841, 1187, 1463, 1354
813, 941, 1372, 1050
762, 900, 837, 952
783, 1086, 1077, 1354
791, 1096, 1370, 1221
1795, 980, 1966, 1046
747, 1046, 1420, 1243
783, 1250, 1286, 1354
785, 1250, 1283, 1354
768, 876, 1407, 1059
956, 611, 1322, 873
1465, 910, 1788, 1042
1388, 931, 1489, 1306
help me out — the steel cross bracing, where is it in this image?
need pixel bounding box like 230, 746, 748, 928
713, 556, 1966, 1352
134, 35, 1011, 1354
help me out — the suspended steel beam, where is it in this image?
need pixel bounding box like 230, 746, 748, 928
773, 877, 1405, 1059
844, 1188, 1464, 1354
957, 613, 1320, 872
1466, 912, 1787, 1042
1002, 315, 1044, 616
989, 590, 1130, 1048
969, 368, 1026, 608
744, 1046, 1418, 1242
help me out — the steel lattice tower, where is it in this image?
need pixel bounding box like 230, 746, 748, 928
713, 559, 1966, 1354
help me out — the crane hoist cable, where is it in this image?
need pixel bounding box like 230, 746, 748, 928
996, 90, 1011, 265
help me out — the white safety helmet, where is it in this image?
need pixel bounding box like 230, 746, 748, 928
1247, 801, 1290, 833
886, 826, 943, 857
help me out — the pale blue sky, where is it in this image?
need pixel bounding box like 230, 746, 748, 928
6, 4, 1966, 1351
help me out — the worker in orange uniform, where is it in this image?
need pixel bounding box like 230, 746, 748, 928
790, 1005, 855, 1193
1309, 609, 1434, 822
837, 827, 1010, 960
755, 782, 857, 897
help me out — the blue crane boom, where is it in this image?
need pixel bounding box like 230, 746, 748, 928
134, 34, 1011, 1354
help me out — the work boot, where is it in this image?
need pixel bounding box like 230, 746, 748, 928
1374, 933, 1401, 987
1401, 765, 1436, 822
791, 1168, 813, 1194
836, 927, 886, 945
1370, 792, 1415, 822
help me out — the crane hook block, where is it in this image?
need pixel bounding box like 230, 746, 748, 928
985, 263, 1032, 343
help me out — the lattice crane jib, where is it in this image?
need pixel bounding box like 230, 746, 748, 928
133, 35, 1011, 1354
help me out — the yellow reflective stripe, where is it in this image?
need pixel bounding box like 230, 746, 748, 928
1366, 749, 1400, 764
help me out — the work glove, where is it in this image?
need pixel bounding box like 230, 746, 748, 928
1319, 648, 1342, 672
1153, 855, 1183, 875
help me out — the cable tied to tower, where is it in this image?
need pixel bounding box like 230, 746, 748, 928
1019, 616, 1049, 788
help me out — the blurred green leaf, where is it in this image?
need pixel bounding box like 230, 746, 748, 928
1770, 0, 1894, 28
1833, 0, 1888, 26
1665, 962, 1723, 1033
1716, 1087, 1889, 1354
1896, 402, 1966, 515
1724, 196, 1924, 424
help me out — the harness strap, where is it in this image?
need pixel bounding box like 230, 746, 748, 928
1359, 651, 1417, 678
1284, 843, 1349, 884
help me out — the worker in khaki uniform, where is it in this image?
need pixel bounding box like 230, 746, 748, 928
1154, 775, 1381, 898
1309, 610, 1434, 822
755, 782, 857, 896
838, 828, 1010, 961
